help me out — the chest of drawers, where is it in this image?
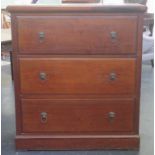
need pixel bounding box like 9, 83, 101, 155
8, 4, 146, 150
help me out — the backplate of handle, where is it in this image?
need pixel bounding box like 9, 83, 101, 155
110, 31, 117, 40
109, 72, 116, 81
108, 112, 116, 122
40, 112, 47, 123
39, 72, 46, 80
38, 32, 45, 42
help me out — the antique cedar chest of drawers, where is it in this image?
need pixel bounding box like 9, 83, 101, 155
8, 4, 146, 150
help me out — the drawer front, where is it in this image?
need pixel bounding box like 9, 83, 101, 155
19, 58, 136, 95
17, 16, 137, 54
21, 99, 135, 133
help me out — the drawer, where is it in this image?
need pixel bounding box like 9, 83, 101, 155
19, 57, 136, 95
21, 98, 135, 133
17, 16, 137, 54
19, 58, 136, 95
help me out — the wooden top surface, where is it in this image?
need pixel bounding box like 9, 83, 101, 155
7, 4, 147, 13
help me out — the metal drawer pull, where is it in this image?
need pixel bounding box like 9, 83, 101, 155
109, 72, 116, 81
38, 32, 45, 42
40, 112, 47, 123
39, 72, 46, 80
108, 112, 116, 121
110, 31, 117, 40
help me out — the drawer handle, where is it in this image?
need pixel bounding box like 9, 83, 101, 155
38, 32, 45, 42
108, 112, 116, 121
40, 112, 47, 123
109, 72, 116, 81
39, 72, 46, 80
110, 31, 117, 40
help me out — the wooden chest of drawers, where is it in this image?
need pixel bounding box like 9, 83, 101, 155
8, 4, 146, 150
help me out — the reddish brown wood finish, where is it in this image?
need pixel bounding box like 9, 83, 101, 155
21, 98, 135, 133
8, 4, 145, 150
134, 14, 144, 134
7, 4, 147, 13
17, 15, 137, 54
19, 58, 136, 95
16, 135, 140, 150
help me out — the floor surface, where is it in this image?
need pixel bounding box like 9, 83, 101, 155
1, 61, 154, 155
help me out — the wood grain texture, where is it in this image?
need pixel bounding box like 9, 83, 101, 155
21, 98, 135, 133
134, 14, 144, 133
10, 14, 23, 134
19, 57, 136, 95
8, 4, 145, 150
7, 4, 147, 13
17, 15, 137, 54
15, 135, 140, 150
